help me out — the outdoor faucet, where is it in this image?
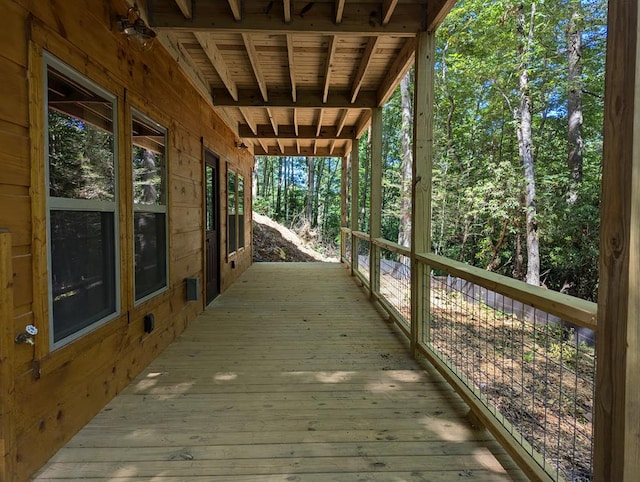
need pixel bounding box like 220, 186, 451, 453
15, 325, 38, 345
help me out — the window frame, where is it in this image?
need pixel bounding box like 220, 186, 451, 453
226, 169, 246, 257
131, 108, 169, 305
44, 52, 121, 350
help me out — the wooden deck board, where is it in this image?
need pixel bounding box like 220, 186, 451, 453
33, 263, 526, 481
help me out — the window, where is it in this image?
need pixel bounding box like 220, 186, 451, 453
227, 170, 245, 255
227, 170, 236, 254
45, 54, 119, 347
132, 110, 168, 302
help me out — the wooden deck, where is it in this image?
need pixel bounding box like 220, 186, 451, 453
33, 263, 525, 481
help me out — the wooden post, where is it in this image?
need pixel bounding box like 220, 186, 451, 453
0, 229, 15, 481
410, 31, 435, 356
594, 1, 640, 480
369, 107, 383, 297
340, 154, 348, 262
350, 139, 360, 275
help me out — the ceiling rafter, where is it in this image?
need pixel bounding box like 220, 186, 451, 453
227, 0, 241, 21
239, 107, 257, 135
316, 109, 325, 137
356, 110, 372, 139
286, 34, 297, 102
351, 37, 380, 103
174, 0, 192, 19
336, 109, 349, 136
238, 124, 357, 140
276, 139, 285, 153
382, 0, 399, 25
149, 3, 423, 36
193, 32, 239, 102
296, 139, 301, 154
284, 0, 292, 23
323, 36, 338, 103
336, 0, 346, 23
266, 108, 278, 135
242, 33, 269, 101
254, 145, 347, 157
329, 139, 337, 155
257, 138, 269, 153
377, 37, 416, 106
293, 109, 299, 136
212, 89, 378, 108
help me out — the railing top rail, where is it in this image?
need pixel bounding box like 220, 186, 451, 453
351, 230, 369, 240
418, 252, 597, 330
372, 237, 411, 257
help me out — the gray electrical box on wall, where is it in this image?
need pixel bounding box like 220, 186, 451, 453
185, 277, 199, 301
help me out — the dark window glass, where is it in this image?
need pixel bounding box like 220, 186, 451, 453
50, 210, 116, 343
132, 111, 167, 301
238, 175, 245, 248
228, 170, 236, 254
134, 212, 167, 300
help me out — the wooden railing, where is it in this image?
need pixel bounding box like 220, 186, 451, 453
340, 228, 598, 482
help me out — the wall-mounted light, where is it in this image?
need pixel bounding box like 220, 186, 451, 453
118, 5, 156, 52
235, 141, 249, 150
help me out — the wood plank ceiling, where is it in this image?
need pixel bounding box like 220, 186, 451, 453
144, 0, 452, 157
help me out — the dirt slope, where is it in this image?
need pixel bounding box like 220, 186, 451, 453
252, 212, 336, 262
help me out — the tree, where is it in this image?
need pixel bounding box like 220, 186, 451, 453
566, 0, 583, 204
515, 1, 540, 286
398, 70, 413, 248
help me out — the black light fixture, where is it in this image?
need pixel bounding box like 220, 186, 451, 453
118, 5, 156, 52
235, 141, 249, 150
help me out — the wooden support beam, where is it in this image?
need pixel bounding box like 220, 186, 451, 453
355, 110, 372, 139
283, 0, 291, 23
336, 109, 349, 136
227, 0, 241, 21
382, 0, 399, 25
323, 36, 338, 103
174, 0, 192, 19
238, 124, 356, 139
193, 32, 239, 101
313, 140, 318, 155
410, 31, 434, 355
336, 0, 346, 23
213, 89, 378, 108
351, 37, 380, 103
350, 140, 360, 275
266, 108, 278, 135
594, 1, 640, 480
254, 144, 346, 157
276, 139, 285, 154
340, 154, 348, 260
377, 37, 416, 106
157, 33, 213, 105
242, 33, 269, 101
257, 138, 269, 154
369, 107, 383, 297
296, 138, 301, 154
329, 139, 337, 155
293, 109, 299, 135
238, 107, 257, 135
150, 2, 424, 36
316, 108, 325, 137
426, 0, 458, 32
0, 230, 15, 481
286, 35, 297, 102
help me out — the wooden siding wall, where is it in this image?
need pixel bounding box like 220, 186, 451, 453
0, 1, 253, 480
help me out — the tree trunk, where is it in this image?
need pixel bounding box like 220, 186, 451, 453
306, 157, 315, 222
515, 2, 540, 286
276, 158, 283, 216
398, 70, 413, 248
567, 1, 583, 204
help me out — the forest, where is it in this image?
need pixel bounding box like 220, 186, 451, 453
254, 0, 607, 303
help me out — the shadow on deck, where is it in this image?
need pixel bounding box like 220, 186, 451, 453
34, 263, 525, 481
